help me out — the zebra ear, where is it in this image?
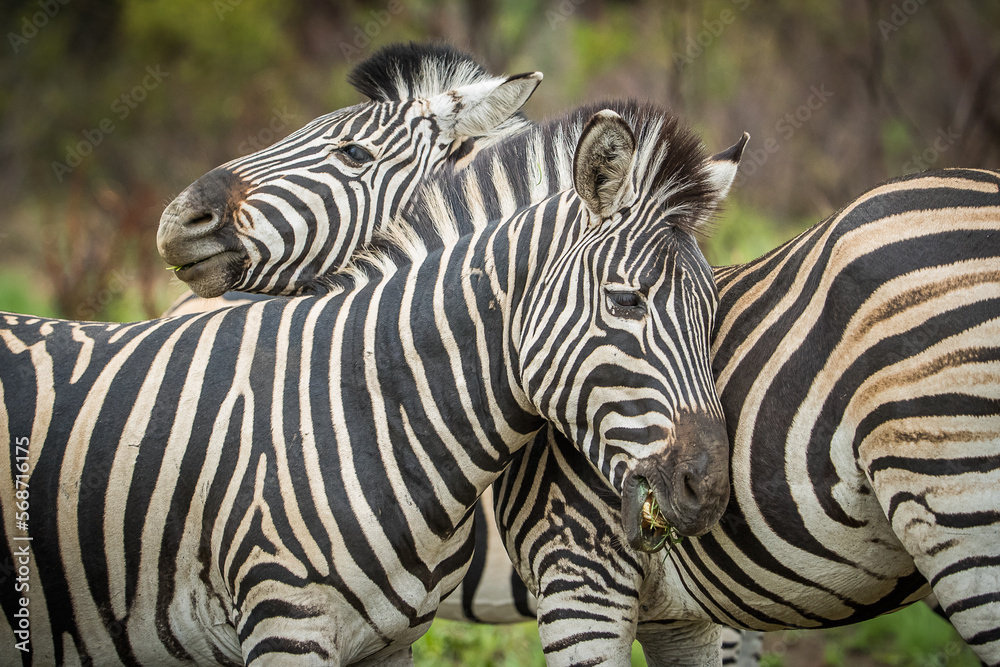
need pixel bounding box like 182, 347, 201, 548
438, 72, 543, 139
705, 132, 749, 199
573, 109, 637, 223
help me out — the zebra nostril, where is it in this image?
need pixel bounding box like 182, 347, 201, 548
184, 211, 216, 228
683, 471, 700, 504
676, 467, 702, 508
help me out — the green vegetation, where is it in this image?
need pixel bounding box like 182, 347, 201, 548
413, 620, 546, 666
812, 603, 982, 667
414, 601, 981, 666
702, 197, 803, 267
0, 2, 996, 664
0, 267, 57, 318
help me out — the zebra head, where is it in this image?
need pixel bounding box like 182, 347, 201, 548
517, 106, 745, 551
157, 43, 541, 298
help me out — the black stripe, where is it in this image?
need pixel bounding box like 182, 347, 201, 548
931, 554, 1000, 587
944, 591, 1000, 616
867, 453, 1000, 477
459, 503, 489, 623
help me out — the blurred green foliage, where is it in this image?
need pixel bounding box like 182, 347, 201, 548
807, 602, 981, 667
414, 620, 547, 666
703, 200, 800, 267
1, 0, 998, 319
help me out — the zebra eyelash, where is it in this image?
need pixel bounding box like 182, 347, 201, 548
333, 143, 376, 166
604, 288, 646, 320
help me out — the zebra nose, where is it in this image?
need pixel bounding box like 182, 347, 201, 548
174, 206, 221, 231
673, 457, 713, 515
159, 197, 223, 242
157, 197, 223, 266
157, 168, 247, 266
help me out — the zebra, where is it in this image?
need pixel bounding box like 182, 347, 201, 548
0, 104, 738, 665
169, 65, 999, 661
157, 42, 544, 626
412, 135, 1000, 664
162, 84, 766, 660
656, 166, 1000, 658
401, 100, 759, 664
157, 42, 540, 305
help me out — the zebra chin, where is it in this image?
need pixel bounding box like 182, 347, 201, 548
171, 250, 248, 298
619, 415, 731, 551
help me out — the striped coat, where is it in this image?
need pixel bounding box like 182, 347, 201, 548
0, 105, 737, 665
390, 114, 1000, 663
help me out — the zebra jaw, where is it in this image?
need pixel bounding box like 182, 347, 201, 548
168, 250, 247, 298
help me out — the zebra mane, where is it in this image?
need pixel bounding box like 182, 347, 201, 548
330, 100, 716, 287
349, 42, 500, 102
401, 99, 715, 248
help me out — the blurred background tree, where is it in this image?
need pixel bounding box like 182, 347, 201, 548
0, 1, 997, 663
1, 0, 997, 320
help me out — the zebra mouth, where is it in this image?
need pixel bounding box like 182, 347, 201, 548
170, 250, 247, 298
622, 474, 687, 553
638, 488, 684, 553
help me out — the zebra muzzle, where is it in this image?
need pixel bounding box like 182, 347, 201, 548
623, 475, 683, 553
170, 250, 247, 298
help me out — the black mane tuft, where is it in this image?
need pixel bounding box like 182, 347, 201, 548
348, 42, 494, 101
401, 99, 715, 250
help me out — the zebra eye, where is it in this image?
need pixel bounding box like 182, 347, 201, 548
605, 289, 646, 319
336, 144, 375, 165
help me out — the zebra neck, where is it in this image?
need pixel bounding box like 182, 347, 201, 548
337, 234, 548, 527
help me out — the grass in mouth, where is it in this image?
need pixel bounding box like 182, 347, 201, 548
641, 493, 685, 552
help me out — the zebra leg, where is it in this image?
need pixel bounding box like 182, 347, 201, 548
719, 627, 763, 666
895, 503, 1000, 666
532, 563, 639, 667
863, 449, 1000, 665
920, 592, 986, 666
495, 433, 645, 666
635, 620, 722, 667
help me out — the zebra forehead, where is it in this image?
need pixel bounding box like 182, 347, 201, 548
224, 101, 424, 182
348, 42, 497, 102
